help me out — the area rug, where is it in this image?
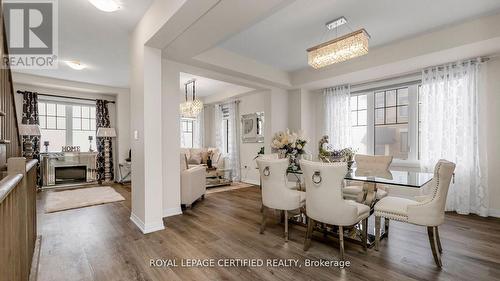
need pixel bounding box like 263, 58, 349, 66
206, 182, 257, 194
45, 186, 125, 213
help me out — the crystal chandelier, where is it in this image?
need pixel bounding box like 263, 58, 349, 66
307, 17, 370, 69
180, 79, 203, 118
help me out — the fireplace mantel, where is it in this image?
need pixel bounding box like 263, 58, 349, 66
40, 152, 98, 187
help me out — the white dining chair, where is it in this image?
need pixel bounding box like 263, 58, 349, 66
374, 159, 456, 267
301, 160, 370, 260
343, 154, 393, 202
256, 158, 305, 242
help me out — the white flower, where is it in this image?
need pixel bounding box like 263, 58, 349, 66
297, 144, 302, 150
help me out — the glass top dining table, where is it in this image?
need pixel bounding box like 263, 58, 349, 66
288, 167, 434, 188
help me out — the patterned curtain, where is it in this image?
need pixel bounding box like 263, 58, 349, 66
96, 100, 113, 181
19, 90, 41, 186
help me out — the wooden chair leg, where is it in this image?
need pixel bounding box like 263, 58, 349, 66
427, 226, 443, 267
260, 206, 267, 234
338, 226, 344, 261
284, 210, 289, 242
304, 217, 314, 251
361, 218, 368, 252
375, 216, 381, 251
384, 218, 390, 238
435, 226, 442, 253
260, 203, 264, 213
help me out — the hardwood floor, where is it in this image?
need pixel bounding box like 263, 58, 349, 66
36, 184, 500, 281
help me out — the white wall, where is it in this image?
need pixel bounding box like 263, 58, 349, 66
238, 91, 270, 185
12, 78, 130, 178
129, 0, 187, 234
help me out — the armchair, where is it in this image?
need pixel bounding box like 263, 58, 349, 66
180, 154, 206, 208
301, 160, 369, 260
257, 158, 305, 242
343, 154, 393, 201
374, 159, 456, 267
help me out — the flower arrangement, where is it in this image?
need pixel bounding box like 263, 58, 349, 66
271, 129, 307, 170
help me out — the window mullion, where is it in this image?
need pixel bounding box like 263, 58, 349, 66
66, 105, 73, 146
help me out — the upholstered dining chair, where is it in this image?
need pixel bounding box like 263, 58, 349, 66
343, 154, 393, 202
374, 159, 456, 267
256, 158, 305, 242
301, 160, 370, 260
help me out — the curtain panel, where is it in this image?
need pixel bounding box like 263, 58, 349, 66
20, 90, 41, 186
214, 101, 241, 181
420, 60, 489, 216
96, 100, 113, 181
323, 85, 351, 149
226, 101, 240, 181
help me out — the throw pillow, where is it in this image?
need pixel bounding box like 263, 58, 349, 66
188, 152, 202, 165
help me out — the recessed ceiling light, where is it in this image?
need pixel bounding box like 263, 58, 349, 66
65, 60, 86, 70
88, 0, 120, 12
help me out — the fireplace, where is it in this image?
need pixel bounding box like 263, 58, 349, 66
40, 152, 98, 187
55, 166, 87, 184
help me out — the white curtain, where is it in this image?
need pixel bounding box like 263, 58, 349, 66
193, 108, 204, 148
214, 104, 223, 152
420, 60, 489, 216
323, 85, 351, 149
226, 101, 241, 181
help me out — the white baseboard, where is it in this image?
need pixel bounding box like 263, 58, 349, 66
241, 178, 259, 186
489, 208, 500, 218
163, 206, 183, 217
130, 212, 165, 234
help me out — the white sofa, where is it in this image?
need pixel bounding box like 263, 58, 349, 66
180, 153, 206, 208
180, 147, 226, 169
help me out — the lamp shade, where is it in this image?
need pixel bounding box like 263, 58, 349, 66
18, 124, 41, 136
96, 127, 117, 138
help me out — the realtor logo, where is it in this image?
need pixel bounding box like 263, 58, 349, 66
2, 0, 58, 69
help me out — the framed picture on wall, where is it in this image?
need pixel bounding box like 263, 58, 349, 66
241, 112, 264, 143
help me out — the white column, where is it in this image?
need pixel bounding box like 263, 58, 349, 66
129, 44, 164, 233
162, 60, 182, 217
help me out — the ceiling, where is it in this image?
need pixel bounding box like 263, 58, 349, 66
219, 0, 500, 72
14, 0, 153, 88
180, 73, 254, 98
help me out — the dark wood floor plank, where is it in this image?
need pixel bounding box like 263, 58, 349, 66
36, 185, 500, 281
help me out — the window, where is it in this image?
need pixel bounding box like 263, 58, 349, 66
180, 118, 194, 148
349, 83, 420, 164
350, 95, 368, 154
374, 88, 409, 160
38, 101, 97, 152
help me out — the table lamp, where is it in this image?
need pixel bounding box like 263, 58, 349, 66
19, 124, 41, 158
97, 127, 117, 183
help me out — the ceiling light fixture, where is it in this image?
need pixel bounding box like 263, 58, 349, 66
65, 60, 86, 70
180, 79, 204, 118
88, 0, 120, 12
307, 18, 370, 69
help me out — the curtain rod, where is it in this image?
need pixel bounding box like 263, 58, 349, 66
17, 91, 116, 104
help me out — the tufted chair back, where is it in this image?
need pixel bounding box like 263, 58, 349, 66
257, 153, 279, 160
301, 160, 359, 226
355, 154, 393, 171
257, 158, 302, 210
407, 159, 456, 226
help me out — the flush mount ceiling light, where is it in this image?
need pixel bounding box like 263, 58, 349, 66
65, 60, 86, 70
180, 79, 204, 118
88, 0, 120, 12
307, 17, 370, 69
